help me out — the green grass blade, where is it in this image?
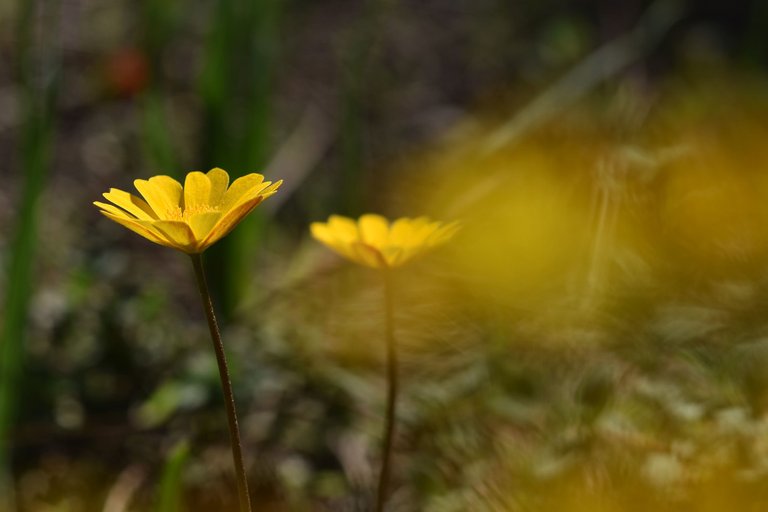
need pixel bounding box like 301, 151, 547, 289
155, 439, 190, 512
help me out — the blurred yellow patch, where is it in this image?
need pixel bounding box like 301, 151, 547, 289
449, 168, 591, 303
395, 79, 768, 316
659, 155, 768, 273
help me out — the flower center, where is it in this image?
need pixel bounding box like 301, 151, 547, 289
165, 204, 220, 221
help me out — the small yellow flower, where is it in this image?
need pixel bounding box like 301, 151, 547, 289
310, 214, 459, 269
94, 168, 282, 254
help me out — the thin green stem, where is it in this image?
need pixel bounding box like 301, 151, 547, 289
376, 268, 398, 512
190, 254, 252, 512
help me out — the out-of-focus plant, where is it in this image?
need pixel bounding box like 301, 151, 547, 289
156, 439, 190, 512
95, 168, 282, 512
358, 73, 768, 510
198, 0, 283, 316
0, 0, 60, 506
311, 214, 458, 512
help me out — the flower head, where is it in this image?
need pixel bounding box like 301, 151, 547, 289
310, 214, 459, 269
94, 168, 282, 253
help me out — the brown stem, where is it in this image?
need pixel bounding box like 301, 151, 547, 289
375, 268, 398, 512
190, 253, 252, 512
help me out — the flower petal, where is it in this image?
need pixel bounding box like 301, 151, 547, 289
207, 168, 230, 206
199, 196, 263, 251
188, 211, 223, 240
388, 218, 414, 247
327, 215, 360, 243
139, 220, 197, 252
221, 173, 265, 212
358, 214, 390, 248
310, 214, 457, 269
99, 211, 175, 248
235, 180, 273, 205
184, 171, 212, 210
382, 246, 406, 267
405, 217, 436, 246
94, 201, 135, 221
352, 242, 386, 268
396, 247, 420, 266
257, 179, 283, 198
102, 189, 157, 219
134, 176, 183, 218
309, 222, 335, 244
311, 222, 359, 262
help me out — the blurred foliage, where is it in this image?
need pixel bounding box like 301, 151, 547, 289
3, 0, 768, 511
156, 440, 190, 512
1, 0, 60, 508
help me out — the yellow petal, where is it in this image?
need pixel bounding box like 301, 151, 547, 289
382, 246, 406, 267
99, 211, 175, 248
310, 222, 334, 244
244, 180, 282, 208
311, 223, 358, 262
134, 176, 183, 218
221, 173, 265, 212
352, 242, 386, 268
311, 214, 457, 269
199, 196, 263, 250
392, 217, 431, 248
188, 211, 222, 240
327, 215, 360, 243
94, 201, 135, 221
207, 168, 230, 206
358, 214, 390, 248
102, 189, 157, 219
406, 218, 437, 246
257, 179, 283, 197
233, 180, 273, 207
184, 171, 212, 210
396, 247, 420, 265
140, 220, 197, 252
226, 179, 282, 214
388, 218, 414, 246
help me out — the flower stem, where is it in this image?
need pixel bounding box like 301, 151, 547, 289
376, 269, 398, 512
190, 253, 252, 512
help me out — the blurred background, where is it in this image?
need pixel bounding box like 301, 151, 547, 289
3, 0, 768, 510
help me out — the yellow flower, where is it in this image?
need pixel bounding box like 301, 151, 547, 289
310, 214, 459, 269
94, 168, 282, 254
